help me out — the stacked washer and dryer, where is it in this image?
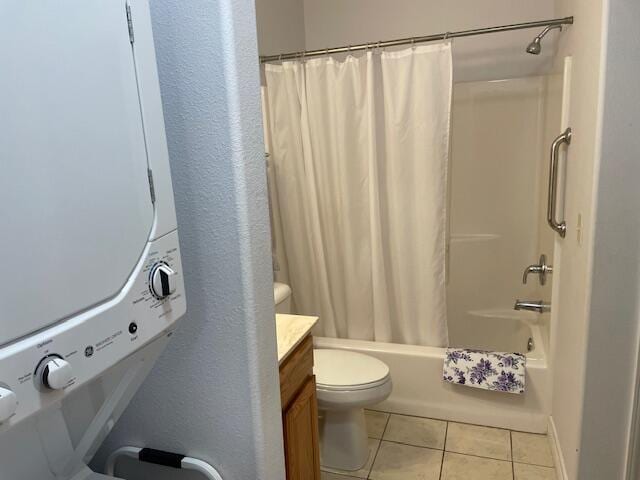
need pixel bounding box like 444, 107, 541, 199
0, 2, 188, 479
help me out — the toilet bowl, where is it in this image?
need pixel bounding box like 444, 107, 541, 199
314, 349, 392, 471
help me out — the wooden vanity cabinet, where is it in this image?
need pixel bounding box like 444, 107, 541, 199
279, 335, 321, 480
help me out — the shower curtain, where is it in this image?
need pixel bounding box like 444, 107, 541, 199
264, 43, 452, 347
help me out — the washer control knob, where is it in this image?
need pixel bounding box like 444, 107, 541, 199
0, 387, 17, 423
150, 263, 176, 299
39, 357, 73, 390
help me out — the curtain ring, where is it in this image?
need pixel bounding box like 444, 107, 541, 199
377, 40, 382, 54
411, 37, 416, 49
444, 31, 451, 41
278, 53, 283, 62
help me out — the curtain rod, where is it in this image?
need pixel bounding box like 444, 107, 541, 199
259, 16, 573, 63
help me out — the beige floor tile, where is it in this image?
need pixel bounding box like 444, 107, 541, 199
441, 452, 513, 480
382, 414, 447, 449
321, 438, 380, 479
511, 432, 554, 467
446, 422, 512, 460
321, 472, 360, 480
365, 410, 390, 439
514, 462, 556, 480
369, 441, 443, 480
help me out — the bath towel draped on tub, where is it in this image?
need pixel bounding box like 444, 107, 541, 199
443, 348, 526, 394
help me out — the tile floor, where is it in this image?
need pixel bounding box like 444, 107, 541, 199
320, 410, 556, 480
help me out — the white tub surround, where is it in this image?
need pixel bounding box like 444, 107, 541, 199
276, 314, 318, 364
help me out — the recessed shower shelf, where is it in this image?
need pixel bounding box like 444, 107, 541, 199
450, 233, 501, 243
468, 308, 538, 322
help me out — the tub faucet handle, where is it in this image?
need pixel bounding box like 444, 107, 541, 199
514, 299, 551, 314
522, 254, 553, 285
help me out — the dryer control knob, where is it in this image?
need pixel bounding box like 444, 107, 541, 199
39, 358, 73, 390
150, 263, 176, 299
0, 387, 17, 423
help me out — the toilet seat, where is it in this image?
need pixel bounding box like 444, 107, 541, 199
314, 349, 391, 391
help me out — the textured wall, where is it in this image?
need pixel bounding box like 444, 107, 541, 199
93, 0, 285, 478
578, 0, 640, 477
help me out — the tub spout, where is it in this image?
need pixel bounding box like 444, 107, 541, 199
514, 300, 551, 314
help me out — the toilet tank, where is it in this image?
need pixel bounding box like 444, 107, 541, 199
274, 282, 292, 314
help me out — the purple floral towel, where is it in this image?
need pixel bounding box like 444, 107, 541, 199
443, 348, 526, 394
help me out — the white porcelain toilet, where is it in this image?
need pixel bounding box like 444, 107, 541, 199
274, 282, 292, 313
314, 349, 392, 471
272, 282, 392, 471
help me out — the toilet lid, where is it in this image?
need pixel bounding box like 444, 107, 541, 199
314, 349, 390, 391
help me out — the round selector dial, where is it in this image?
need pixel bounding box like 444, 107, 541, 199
150, 262, 177, 299
36, 356, 73, 391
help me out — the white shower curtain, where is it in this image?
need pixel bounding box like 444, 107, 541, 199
265, 44, 452, 347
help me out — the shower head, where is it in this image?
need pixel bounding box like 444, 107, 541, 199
526, 25, 562, 55
526, 37, 542, 55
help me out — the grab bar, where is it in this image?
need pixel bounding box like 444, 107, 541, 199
547, 128, 572, 237
105, 446, 223, 480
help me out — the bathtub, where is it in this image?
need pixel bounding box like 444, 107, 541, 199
314, 315, 550, 433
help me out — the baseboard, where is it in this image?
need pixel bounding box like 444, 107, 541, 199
548, 416, 569, 480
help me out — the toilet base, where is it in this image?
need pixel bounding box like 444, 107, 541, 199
319, 407, 369, 471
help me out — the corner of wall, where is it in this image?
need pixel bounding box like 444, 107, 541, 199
91, 0, 285, 478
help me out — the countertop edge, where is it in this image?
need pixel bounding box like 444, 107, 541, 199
276, 314, 318, 365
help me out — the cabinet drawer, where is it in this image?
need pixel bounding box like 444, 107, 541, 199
280, 335, 313, 410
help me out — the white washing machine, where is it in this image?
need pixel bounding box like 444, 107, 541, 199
0, 2, 187, 479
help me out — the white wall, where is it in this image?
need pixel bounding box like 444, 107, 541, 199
303, 0, 558, 81
255, 0, 305, 55
548, 0, 606, 479
92, 0, 285, 479
577, 0, 640, 477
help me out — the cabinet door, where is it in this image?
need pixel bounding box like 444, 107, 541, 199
283, 376, 321, 480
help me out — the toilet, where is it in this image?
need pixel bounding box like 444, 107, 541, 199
272, 282, 392, 471
274, 282, 292, 314
314, 349, 392, 471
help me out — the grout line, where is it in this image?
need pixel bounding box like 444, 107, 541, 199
377, 412, 391, 442
510, 429, 514, 461
439, 421, 449, 480
511, 431, 515, 480
446, 419, 511, 432
366, 440, 382, 479
444, 451, 513, 464
376, 440, 445, 454
513, 461, 556, 469
366, 414, 391, 479
378, 438, 446, 450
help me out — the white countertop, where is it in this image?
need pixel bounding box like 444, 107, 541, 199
276, 314, 318, 365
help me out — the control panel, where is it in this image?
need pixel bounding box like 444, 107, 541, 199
0, 231, 186, 430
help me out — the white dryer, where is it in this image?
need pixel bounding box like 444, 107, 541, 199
0, 1, 186, 479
